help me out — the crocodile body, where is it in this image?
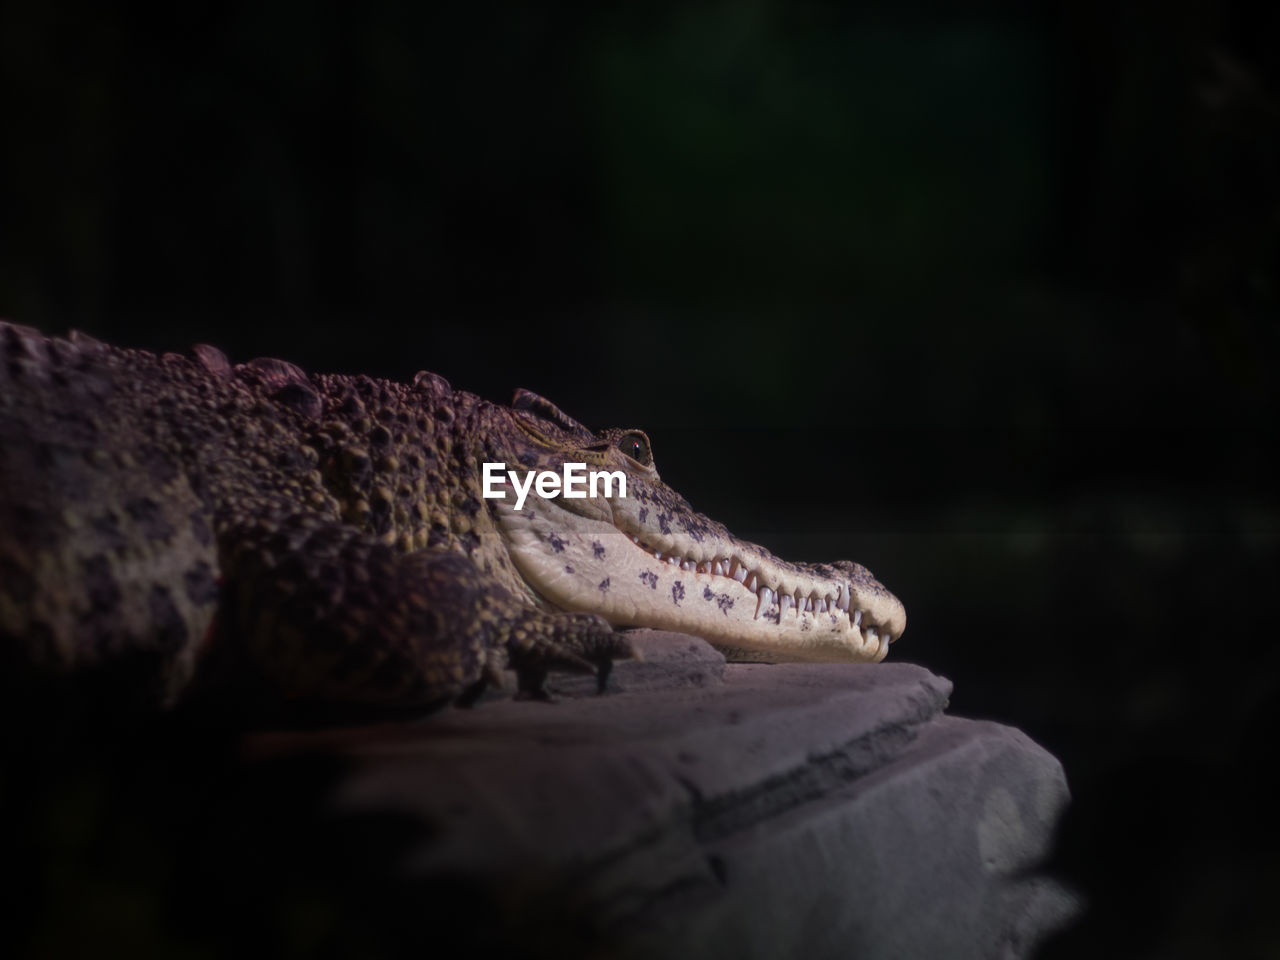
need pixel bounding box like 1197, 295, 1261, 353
0, 322, 905, 716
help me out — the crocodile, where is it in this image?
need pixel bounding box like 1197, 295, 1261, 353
0, 321, 905, 716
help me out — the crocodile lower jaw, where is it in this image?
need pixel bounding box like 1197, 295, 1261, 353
622, 530, 899, 658
492, 498, 904, 664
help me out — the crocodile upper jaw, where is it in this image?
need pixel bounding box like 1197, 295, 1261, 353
490, 493, 905, 663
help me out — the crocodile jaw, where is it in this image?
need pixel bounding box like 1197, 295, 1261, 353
491, 494, 906, 663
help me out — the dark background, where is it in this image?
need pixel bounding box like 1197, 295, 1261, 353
2, 1, 1278, 956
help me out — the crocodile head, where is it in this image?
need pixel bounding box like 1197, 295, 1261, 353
482, 389, 906, 663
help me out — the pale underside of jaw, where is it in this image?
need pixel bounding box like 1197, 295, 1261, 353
493, 497, 896, 663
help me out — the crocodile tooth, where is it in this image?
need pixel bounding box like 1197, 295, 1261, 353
745, 573, 758, 593
877, 632, 891, 660
853, 609, 863, 627
863, 627, 879, 649
754, 586, 774, 619
711, 560, 723, 576
779, 594, 793, 618
668, 556, 680, 566
814, 597, 827, 613
837, 584, 850, 612
698, 561, 712, 574
682, 560, 695, 571
653, 551, 663, 561
732, 564, 747, 583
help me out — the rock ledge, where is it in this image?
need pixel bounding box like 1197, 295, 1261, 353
248, 631, 1078, 959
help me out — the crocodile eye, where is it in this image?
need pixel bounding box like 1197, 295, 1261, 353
617, 432, 652, 466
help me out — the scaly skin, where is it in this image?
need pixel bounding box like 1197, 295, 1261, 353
0, 322, 905, 715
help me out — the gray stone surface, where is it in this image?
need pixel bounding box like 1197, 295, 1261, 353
248, 630, 1078, 959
